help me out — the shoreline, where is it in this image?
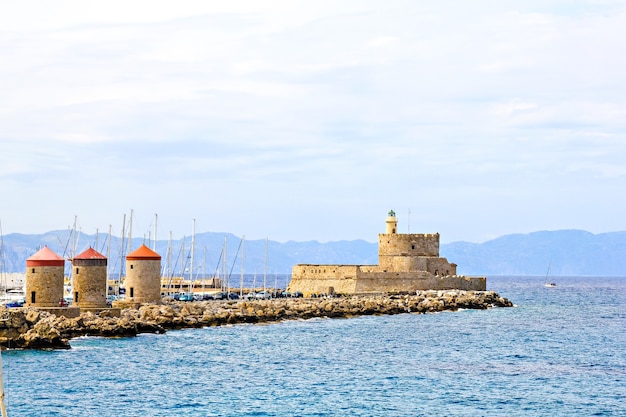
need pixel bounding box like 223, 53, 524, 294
0, 290, 513, 350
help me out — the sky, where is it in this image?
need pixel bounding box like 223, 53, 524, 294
1, 0, 625, 244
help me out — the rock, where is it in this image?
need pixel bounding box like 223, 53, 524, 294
24, 309, 41, 324
0, 291, 513, 349
17, 317, 70, 349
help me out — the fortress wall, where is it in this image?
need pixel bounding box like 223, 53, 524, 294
289, 265, 361, 295
377, 256, 457, 275
292, 264, 361, 278
354, 273, 486, 293
393, 256, 426, 272
426, 257, 457, 276
287, 277, 357, 296
378, 233, 439, 258
290, 263, 485, 295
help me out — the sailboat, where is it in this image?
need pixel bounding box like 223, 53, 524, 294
544, 261, 557, 288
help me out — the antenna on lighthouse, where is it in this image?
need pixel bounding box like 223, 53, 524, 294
408, 208, 411, 233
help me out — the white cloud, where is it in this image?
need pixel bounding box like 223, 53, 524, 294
1, 1, 626, 243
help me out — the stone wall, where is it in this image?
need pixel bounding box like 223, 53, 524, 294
125, 259, 161, 303
25, 265, 64, 307
378, 233, 440, 261
289, 264, 485, 296
72, 263, 108, 308
354, 273, 486, 293
289, 265, 360, 295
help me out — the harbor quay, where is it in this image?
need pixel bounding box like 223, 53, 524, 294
0, 291, 513, 349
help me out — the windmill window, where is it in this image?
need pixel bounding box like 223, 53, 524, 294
31, 291, 36, 304
31, 268, 35, 273
74, 292, 79, 303
130, 264, 134, 270
76, 268, 80, 274
130, 287, 134, 298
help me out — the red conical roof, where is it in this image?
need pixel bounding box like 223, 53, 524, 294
74, 247, 107, 260
126, 244, 161, 260
26, 246, 65, 267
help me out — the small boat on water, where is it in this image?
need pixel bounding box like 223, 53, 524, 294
543, 261, 557, 288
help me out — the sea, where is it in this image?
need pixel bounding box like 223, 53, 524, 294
2, 276, 625, 416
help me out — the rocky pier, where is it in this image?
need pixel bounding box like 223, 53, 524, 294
0, 290, 513, 350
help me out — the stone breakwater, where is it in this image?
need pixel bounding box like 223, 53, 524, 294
0, 291, 512, 350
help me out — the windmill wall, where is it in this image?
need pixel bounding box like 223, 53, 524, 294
72, 257, 108, 308
25, 265, 65, 307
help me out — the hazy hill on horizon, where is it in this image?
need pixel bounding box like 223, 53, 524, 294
1, 229, 625, 277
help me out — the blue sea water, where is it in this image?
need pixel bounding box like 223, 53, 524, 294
2, 276, 625, 416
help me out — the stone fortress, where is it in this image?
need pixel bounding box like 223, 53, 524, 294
287, 210, 486, 296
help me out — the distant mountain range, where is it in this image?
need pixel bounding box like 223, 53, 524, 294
1, 229, 625, 277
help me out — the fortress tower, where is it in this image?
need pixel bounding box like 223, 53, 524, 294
25, 246, 65, 307
378, 211, 452, 275
72, 247, 108, 308
124, 244, 162, 303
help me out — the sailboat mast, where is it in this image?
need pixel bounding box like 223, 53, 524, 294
240, 235, 245, 297
0, 219, 6, 294
222, 236, 227, 293
167, 231, 173, 295
180, 236, 185, 293
118, 213, 126, 298
190, 219, 195, 296
127, 209, 133, 255
106, 224, 112, 294
264, 237, 268, 292
202, 246, 207, 295
153, 213, 158, 251
72, 215, 78, 258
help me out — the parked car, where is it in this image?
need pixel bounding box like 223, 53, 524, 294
227, 292, 240, 300
255, 291, 272, 300
212, 292, 227, 300
178, 293, 194, 301
291, 291, 303, 298
244, 292, 257, 300
107, 295, 118, 306
5, 299, 25, 308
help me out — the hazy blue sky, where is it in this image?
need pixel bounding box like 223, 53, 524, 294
1, 0, 625, 243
